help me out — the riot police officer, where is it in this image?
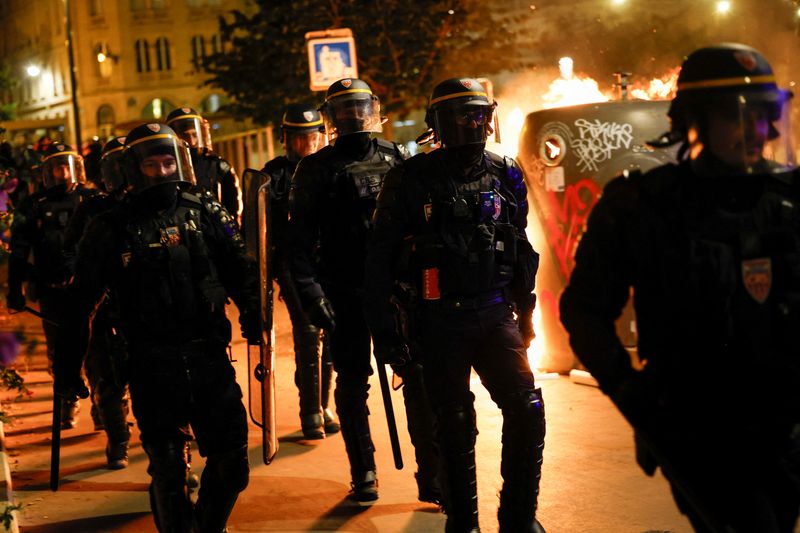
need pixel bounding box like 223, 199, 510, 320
7, 142, 96, 428
262, 103, 339, 438
289, 78, 439, 503
62, 136, 131, 469
365, 78, 546, 532
53, 123, 260, 532
166, 107, 241, 220
560, 44, 800, 532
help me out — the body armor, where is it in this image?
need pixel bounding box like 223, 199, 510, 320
110, 192, 230, 349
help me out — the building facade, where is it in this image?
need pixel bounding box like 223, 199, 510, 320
0, 0, 250, 145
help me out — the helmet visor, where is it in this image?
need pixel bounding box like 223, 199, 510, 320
434, 104, 493, 147
285, 130, 325, 160
42, 153, 85, 190
703, 89, 795, 173
323, 96, 382, 140
100, 150, 126, 193
126, 135, 195, 193
170, 116, 208, 151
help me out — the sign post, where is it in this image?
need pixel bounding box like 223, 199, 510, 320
305, 29, 358, 92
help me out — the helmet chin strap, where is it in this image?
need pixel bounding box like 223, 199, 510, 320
333, 132, 372, 158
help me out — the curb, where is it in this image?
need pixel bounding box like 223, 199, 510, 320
0, 421, 19, 533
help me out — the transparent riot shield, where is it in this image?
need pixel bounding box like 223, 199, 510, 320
245, 172, 278, 465
241, 168, 268, 259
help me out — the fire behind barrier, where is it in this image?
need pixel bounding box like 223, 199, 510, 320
516, 100, 677, 372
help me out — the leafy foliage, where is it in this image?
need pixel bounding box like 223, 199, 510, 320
203, 0, 534, 126
0, 63, 17, 122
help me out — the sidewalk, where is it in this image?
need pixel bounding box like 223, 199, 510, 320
0, 300, 692, 532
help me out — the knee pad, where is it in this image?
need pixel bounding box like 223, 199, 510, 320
499, 389, 545, 442
334, 374, 370, 415
437, 401, 477, 452
144, 440, 188, 487
205, 445, 250, 494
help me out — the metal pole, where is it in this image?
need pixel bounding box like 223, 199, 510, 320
64, 0, 82, 146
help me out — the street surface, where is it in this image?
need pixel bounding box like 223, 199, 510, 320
0, 297, 693, 532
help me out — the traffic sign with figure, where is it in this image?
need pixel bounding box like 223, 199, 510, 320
306, 29, 358, 91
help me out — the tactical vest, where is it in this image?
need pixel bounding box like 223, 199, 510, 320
330, 139, 403, 232
32, 189, 90, 285
415, 153, 521, 298
113, 192, 229, 346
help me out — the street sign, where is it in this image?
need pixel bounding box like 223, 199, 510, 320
306, 29, 358, 92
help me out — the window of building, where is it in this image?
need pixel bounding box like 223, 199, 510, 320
155, 38, 171, 71
135, 39, 151, 73
130, 0, 146, 10
141, 98, 176, 120
209, 34, 220, 56
191, 35, 205, 70
199, 93, 227, 114
151, 0, 168, 9
89, 0, 103, 16
97, 104, 115, 137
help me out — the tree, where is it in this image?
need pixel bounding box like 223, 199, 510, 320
203, 0, 535, 127
0, 62, 17, 123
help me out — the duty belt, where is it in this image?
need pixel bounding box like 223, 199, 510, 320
435, 290, 506, 311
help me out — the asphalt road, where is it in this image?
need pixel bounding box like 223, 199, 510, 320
0, 298, 693, 533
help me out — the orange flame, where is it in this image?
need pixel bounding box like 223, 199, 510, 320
488, 62, 678, 372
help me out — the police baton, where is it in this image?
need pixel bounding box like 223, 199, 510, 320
376, 362, 403, 470
50, 392, 61, 491
9, 305, 61, 328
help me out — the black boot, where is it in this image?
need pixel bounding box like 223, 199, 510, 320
294, 326, 324, 439
335, 376, 377, 502
98, 385, 131, 470
320, 344, 339, 434
144, 440, 195, 533
60, 398, 80, 429
497, 389, 546, 533
438, 402, 480, 532
402, 363, 441, 504
195, 446, 249, 533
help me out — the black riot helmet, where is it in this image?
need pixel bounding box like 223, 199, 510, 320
424, 78, 498, 148
319, 78, 383, 141
166, 107, 209, 151
663, 43, 795, 173
121, 123, 195, 194
41, 142, 86, 190
99, 136, 127, 193
281, 103, 326, 161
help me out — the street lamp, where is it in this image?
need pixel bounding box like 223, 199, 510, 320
611, 0, 626, 5
716, 1, 732, 14
26, 65, 41, 77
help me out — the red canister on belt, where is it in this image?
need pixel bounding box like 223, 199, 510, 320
422, 267, 441, 300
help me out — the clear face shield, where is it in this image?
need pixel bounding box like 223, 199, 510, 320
171, 116, 208, 151
434, 103, 497, 148
42, 153, 85, 190
322, 96, 382, 141
701, 89, 795, 174
100, 150, 126, 193
284, 130, 325, 161
128, 136, 195, 192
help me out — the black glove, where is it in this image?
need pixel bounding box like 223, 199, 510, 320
307, 297, 336, 331
6, 291, 24, 312
374, 335, 411, 367
612, 373, 653, 427
239, 310, 261, 345
517, 306, 535, 347
53, 374, 89, 401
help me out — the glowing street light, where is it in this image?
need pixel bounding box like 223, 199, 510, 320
26, 65, 41, 77
96, 51, 107, 63
716, 1, 731, 14
611, 0, 626, 5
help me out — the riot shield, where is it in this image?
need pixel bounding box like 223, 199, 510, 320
246, 176, 278, 465
241, 168, 268, 259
